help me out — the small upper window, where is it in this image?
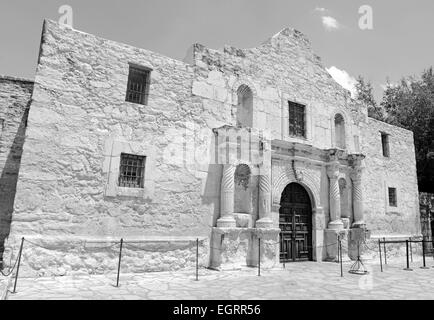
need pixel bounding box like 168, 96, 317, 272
388, 187, 397, 207
381, 132, 390, 157
125, 65, 151, 105
118, 153, 146, 188
288, 101, 306, 138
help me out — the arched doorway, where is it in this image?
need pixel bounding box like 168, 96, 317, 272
279, 183, 313, 262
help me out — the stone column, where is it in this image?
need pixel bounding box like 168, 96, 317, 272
350, 166, 365, 228
256, 172, 273, 228
217, 164, 236, 227
327, 164, 343, 230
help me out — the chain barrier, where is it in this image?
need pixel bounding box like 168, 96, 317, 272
122, 239, 204, 252
207, 223, 341, 251
24, 238, 120, 250
12, 232, 432, 292
361, 240, 379, 252
0, 254, 19, 277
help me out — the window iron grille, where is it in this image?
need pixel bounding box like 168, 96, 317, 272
118, 153, 146, 188
288, 101, 306, 138
125, 65, 150, 105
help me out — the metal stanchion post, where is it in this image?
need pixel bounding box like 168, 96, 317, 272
258, 238, 261, 277
12, 237, 25, 294
116, 238, 123, 287
337, 235, 340, 264
404, 240, 413, 271
383, 237, 387, 264
339, 236, 343, 277
421, 237, 429, 269
432, 236, 434, 266
378, 239, 383, 272
409, 237, 413, 262
195, 238, 199, 281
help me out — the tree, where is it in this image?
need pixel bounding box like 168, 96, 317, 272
380, 68, 434, 192
354, 76, 385, 121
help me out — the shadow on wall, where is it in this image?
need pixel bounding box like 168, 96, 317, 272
0, 104, 29, 267
201, 164, 222, 228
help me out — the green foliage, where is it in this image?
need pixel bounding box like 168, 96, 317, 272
380, 68, 434, 192
354, 76, 385, 121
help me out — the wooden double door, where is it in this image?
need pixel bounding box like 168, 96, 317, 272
279, 183, 313, 262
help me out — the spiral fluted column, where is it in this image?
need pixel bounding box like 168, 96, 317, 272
327, 164, 343, 230
256, 172, 273, 228
350, 167, 365, 227
217, 164, 236, 227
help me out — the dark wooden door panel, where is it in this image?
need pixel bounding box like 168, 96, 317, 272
279, 183, 312, 262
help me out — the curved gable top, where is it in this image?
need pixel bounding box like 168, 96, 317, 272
190, 27, 353, 100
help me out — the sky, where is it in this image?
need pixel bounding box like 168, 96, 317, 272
1, 0, 433, 102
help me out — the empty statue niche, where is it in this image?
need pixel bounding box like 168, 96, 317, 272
339, 177, 351, 229
334, 113, 346, 149
236, 85, 253, 128
233, 164, 258, 228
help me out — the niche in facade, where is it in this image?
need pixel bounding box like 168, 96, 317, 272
234, 164, 252, 214
334, 114, 346, 149
339, 177, 350, 228
236, 85, 253, 128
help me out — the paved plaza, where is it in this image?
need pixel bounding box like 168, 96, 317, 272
4, 256, 434, 300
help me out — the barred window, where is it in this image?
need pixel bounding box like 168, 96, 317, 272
381, 132, 390, 157
125, 65, 151, 105
118, 153, 146, 188
288, 101, 306, 138
388, 187, 397, 207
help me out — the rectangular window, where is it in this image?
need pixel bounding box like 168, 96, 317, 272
288, 101, 306, 138
388, 187, 397, 207
118, 153, 146, 188
381, 132, 390, 157
0, 118, 4, 137
125, 64, 151, 105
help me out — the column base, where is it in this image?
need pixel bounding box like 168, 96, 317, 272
216, 216, 236, 228
324, 229, 340, 261
352, 220, 366, 228
255, 217, 273, 228
328, 219, 344, 230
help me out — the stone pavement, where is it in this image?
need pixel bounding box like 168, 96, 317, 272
5, 257, 434, 300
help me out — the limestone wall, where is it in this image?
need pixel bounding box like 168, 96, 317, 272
0, 76, 33, 264
7, 20, 221, 274
189, 28, 368, 154
361, 118, 420, 236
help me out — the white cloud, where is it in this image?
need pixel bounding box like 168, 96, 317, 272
322, 16, 340, 31
326, 66, 357, 98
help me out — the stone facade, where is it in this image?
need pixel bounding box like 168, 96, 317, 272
2, 20, 420, 276
0, 76, 33, 267
362, 119, 420, 235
